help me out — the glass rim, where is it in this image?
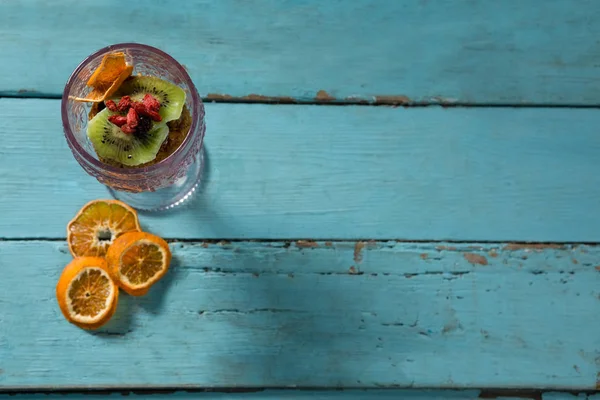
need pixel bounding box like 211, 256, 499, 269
61, 42, 202, 176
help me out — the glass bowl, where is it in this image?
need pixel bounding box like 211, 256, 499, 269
62, 43, 206, 211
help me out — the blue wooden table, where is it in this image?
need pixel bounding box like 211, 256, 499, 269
1, 1, 600, 399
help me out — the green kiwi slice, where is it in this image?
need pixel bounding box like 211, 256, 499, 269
87, 108, 169, 166
113, 76, 186, 123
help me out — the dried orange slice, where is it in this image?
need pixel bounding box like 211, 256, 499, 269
56, 257, 119, 330
79, 65, 133, 102
106, 231, 172, 296
73, 52, 133, 103
87, 52, 127, 88
67, 199, 141, 258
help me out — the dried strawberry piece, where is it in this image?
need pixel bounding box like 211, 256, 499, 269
117, 95, 133, 112
142, 94, 161, 112
131, 102, 145, 114
105, 100, 118, 112
120, 124, 136, 134
132, 101, 162, 122
108, 115, 127, 127
126, 107, 139, 129
144, 108, 162, 122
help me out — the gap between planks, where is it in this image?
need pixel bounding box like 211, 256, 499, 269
3, 92, 600, 108
2, 237, 599, 246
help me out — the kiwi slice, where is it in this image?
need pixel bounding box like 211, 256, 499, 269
113, 76, 186, 123
87, 108, 169, 166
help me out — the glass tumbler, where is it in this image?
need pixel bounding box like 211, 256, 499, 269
62, 43, 206, 211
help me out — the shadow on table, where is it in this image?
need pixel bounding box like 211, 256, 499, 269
188, 242, 414, 387
91, 145, 413, 386
147, 144, 253, 238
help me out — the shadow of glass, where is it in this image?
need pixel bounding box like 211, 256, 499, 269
154, 144, 244, 237
141, 144, 212, 217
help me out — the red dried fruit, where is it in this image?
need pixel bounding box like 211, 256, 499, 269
145, 108, 162, 122
105, 100, 118, 112
117, 95, 132, 112
132, 102, 162, 122
126, 108, 139, 129
142, 94, 161, 112
120, 124, 136, 135
131, 102, 145, 114
108, 115, 127, 127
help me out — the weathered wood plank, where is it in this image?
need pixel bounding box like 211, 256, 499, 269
2, 389, 598, 400
1, 0, 600, 104
2, 99, 600, 241
1, 241, 599, 389
1, 392, 470, 400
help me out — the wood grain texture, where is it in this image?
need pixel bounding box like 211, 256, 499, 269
2, 99, 600, 241
1, 0, 600, 104
2, 390, 600, 400
0, 393, 479, 400
1, 241, 599, 389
